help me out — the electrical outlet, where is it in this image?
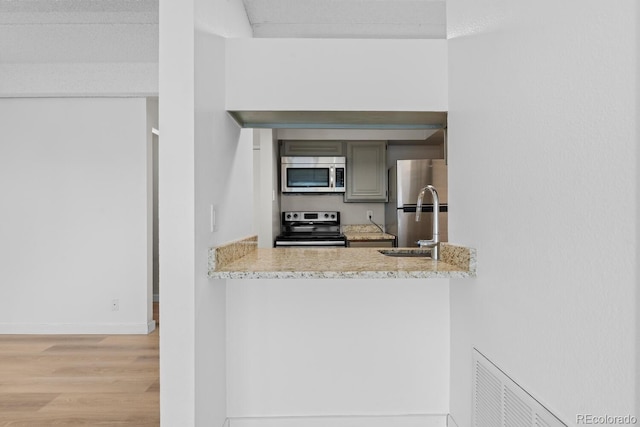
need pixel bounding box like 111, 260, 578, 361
111, 299, 119, 312
366, 210, 373, 220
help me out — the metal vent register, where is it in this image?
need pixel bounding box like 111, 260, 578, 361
473, 349, 567, 427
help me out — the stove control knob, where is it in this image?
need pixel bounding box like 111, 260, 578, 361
324, 213, 329, 218
286, 214, 291, 219
293, 213, 298, 219
331, 214, 335, 219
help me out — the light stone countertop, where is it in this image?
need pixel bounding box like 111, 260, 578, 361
343, 231, 396, 241
208, 236, 476, 280
342, 224, 396, 241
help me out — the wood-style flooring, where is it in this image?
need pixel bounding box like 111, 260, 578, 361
0, 303, 159, 427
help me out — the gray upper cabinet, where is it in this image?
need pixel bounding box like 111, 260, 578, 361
281, 140, 345, 156
345, 141, 388, 202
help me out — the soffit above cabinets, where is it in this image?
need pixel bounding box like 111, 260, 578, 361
241, 0, 446, 39
388, 129, 445, 145
228, 111, 447, 130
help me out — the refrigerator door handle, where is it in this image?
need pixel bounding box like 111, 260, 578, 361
401, 205, 447, 213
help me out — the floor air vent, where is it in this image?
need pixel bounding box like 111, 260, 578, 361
473, 349, 566, 427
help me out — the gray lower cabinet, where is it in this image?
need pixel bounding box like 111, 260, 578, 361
344, 141, 388, 202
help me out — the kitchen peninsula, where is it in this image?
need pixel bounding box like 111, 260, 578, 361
208, 236, 476, 279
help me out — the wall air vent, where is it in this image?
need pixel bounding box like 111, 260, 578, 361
473, 349, 567, 427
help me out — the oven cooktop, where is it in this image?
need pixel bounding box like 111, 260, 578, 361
274, 211, 346, 247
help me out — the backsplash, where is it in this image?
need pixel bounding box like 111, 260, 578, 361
280, 194, 385, 225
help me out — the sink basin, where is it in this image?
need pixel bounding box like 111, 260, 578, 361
378, 249, 432, 258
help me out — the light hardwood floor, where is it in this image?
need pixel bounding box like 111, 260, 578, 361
0, 304, 159, 427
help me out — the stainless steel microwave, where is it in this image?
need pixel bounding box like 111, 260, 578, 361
281, 156, 346, 193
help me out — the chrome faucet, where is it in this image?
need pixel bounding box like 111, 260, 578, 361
415, 185, 440, 260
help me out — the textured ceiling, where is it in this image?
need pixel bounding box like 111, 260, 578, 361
0, 0, 158, 24
0, 0, 158, 65
242, 0, 446, 39
1, 0, 446, 39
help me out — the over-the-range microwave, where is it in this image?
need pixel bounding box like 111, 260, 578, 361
281, 156, 346, 193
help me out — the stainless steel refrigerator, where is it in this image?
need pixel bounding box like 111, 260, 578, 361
385, 159, 448, 247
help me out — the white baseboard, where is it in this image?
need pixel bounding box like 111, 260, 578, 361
147, 320, 156, 333
0, 322, 155, 334
228, 414, 447, 427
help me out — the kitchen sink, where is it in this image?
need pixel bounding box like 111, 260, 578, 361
378, 249, 432, 258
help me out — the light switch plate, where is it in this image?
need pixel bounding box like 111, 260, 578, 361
210, 205, 219, 232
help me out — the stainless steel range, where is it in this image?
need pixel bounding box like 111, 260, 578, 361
274, 211, 347, 247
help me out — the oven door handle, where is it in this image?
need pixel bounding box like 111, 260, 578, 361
286, 226, 317, 232
275, 240, 346, 247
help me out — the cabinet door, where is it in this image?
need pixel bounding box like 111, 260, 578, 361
281, 140, 344, 156
345, 141, 387, 202
348, 240, 394, 248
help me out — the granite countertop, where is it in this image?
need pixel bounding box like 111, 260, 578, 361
342, 224, 396, 241
208, 236, 476, 280
344, 232, 396, 241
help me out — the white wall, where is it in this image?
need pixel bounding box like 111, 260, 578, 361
637, 4, 640, 419
224, 37, 451, 426
447, 1, 638, 426
255, 129, 281, 248
148, 98, 160, 301
0, 97, 152, 333
0, 3, 159, 336
158, 0, 196, 422
227, 279, 450, 423
195, 30, 254, 427
226, 39, 447, 111
159, 0, 252, 425
146, 98, 159, 309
